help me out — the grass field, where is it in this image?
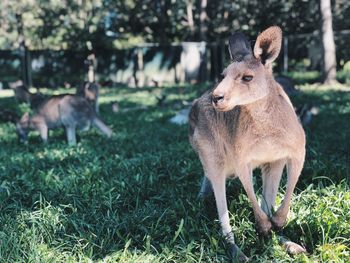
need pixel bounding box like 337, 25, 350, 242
0, 83, 349, 262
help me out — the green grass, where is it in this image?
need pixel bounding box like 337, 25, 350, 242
281, 70, 350, 85
0, 83, 349, 262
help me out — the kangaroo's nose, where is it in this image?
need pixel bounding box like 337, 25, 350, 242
212, 93, 225, 105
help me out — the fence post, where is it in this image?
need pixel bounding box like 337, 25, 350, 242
87, 53, 96, 82
25, 48, 32, 88
198, 42, 207, 82
18, 40, 32, 88
209, 43, 222, 82
283, 36, 288, 72
16, 13, 32, 88
137, 48, 145, 86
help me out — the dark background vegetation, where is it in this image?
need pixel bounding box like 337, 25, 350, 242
1, 0, 350, 48
1, 0, 350, 87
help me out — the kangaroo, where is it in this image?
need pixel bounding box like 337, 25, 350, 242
76, 81, 99, 113
189, 27, 305, 261
16, 94, 112, 145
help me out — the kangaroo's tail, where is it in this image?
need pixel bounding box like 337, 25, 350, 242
92, 117, 113, 138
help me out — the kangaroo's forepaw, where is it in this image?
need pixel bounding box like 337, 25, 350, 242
271, 215, 287, 231
230, 244, 249, 263
256, 216, 272, 237
257, 222, 272, 237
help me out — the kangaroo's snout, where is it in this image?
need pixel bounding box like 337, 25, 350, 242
16, 123, 28, 143
212, 92, 225, 106
212, 77, 232, 110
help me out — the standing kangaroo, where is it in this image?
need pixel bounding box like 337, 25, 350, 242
16, 94, 112, 145
189, 27, 305, 261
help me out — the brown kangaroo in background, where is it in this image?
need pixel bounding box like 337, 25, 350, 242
189, 27, 305, 261
16, 94, 112, 145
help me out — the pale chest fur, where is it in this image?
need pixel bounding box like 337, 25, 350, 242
221, 101, 303, 174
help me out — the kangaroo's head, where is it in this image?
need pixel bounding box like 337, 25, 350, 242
212, 26, 282, 111
16, 112, 30, 142
84, 82, 98, 101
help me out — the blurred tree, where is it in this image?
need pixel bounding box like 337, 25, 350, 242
0, 0, 349, 55
185, 0, 195, 39
0, 0, 113, 50
320, 0, 337, 84
199, 0, 207, 41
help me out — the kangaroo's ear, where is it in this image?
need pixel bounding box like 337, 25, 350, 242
228, 32, 252, 61
253, 26, 282, 65
21, 112, 29, 121
84, 82, 90, 91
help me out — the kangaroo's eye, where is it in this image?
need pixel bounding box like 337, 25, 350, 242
242, 75, 253, 82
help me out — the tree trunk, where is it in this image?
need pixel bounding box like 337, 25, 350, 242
186, 1, 195, 39
16, 13, 32, 89
320, 0, 337, 84
87, 53, 96, 82
199, 0, 208, 41
197, 0, 208, 83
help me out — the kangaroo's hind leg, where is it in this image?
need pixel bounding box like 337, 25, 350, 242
270, 157, 306, 255
261, 160, 285, 218
198, 176, 213, 198
272, 156, 304, 229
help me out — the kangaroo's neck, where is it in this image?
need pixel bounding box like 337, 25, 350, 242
241, 80, 279, 120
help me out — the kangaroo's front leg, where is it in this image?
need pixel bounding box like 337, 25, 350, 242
238, 165, 272, 236
38, 124, 48, 143
209, 174, 249, 262
65, 126, 77, 146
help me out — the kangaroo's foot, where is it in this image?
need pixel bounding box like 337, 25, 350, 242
255, 214, 272, 237
278, 236, 307, 255
230, 243, 249, 263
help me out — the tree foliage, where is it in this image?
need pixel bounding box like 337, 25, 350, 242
0, 0, 349, 50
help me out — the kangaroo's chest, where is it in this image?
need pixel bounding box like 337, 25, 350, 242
248, 137, 289, 166
229, 128, 291, 169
